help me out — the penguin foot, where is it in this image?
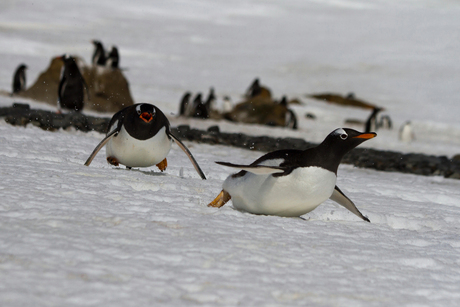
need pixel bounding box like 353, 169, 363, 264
156, 158, 168, 172
107, 156, 120, 166
208, 190, 231, 208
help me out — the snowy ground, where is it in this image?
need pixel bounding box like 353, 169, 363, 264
1, 0, 460, 306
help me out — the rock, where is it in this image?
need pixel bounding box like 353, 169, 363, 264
307, 92, 379, 110
16, 55, 134, 113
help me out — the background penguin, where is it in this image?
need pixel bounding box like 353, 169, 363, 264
365, 107, 383, 132
84, 103, 206, 180
178, 92, 192, 116
204, 87, 216, 113
208, 128, 376, 222
12, 64, 27, 94
106, 46, 119, 69
58, 54, 89, 112
91, 40, 107, 66
399, 121, 415, 143
191, 93, 209, 119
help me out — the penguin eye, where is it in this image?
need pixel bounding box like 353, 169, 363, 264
137, 109, 141, 115
340, 133, 348, 140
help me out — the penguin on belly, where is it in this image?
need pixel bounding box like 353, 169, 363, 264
208, 128, 376, 221
84, 103, 206, 180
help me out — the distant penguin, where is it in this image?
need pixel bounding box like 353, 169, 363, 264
365, 107, 383, 132
179, 92, 192, 116
91, 40, 106, 66
106, 46, 119, 69
379, 115, 393, 130
245, 78, 262, 98
84, 103, 206, 179
204, 87, 216, 112
399, 121, 415, 143
191, 93, 209, 119
58, 55, 89, 112
12, 64, 27, 94
222, 96, 233, 113
285, 109, 298, 130
208, 128, 376, 222
278, 96, 288, 106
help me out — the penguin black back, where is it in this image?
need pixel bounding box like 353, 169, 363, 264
58, 55, 87, 111
107, 46, 119, 69
92, 40, 106, 66
109, 104, 171, 141
365, 107, 383, 132
179, 92, 192, 116
12, 64, 27, 94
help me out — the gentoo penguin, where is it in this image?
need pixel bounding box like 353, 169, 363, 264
399, 121, 415, 143
379, 115, 393, 130
12, 64, 27, 94
365, 107, 383, 133
84, 103, 206, 180
222, 96, 233, 113
191, 93, 209, 119
178, 92, 192, 116
91, 40, 106, 66
106, 46, 119, 69
208, 128, 376, 222
204, 87, 216, 112
58, 55, 89, 112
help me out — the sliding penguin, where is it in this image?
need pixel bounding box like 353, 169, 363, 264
208, 128, 376, 222
84, 103, 206, 180
12, 64, 27, 94
91, 40, 106, 66
58, 55, 89, 112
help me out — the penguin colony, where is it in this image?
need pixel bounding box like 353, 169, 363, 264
8, 41, 383, 223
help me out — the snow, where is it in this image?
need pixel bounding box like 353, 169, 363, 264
1, 0, 460, 306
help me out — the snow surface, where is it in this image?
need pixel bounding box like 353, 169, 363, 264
1, 0, 460, 306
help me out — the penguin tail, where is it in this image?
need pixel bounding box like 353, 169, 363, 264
208, 190, 231, 208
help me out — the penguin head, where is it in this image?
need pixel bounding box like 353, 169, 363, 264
123, 103, 170, 140
320, 128, 376, 156
18, 64, 27, 71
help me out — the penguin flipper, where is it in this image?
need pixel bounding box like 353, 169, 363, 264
168, 133, 206, 180
84, 129, 118, 166
215, 161, 285, 175
330, 186, 370, 222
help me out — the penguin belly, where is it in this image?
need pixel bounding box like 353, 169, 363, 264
223, 166, 337, 217
106, 126, 172, 167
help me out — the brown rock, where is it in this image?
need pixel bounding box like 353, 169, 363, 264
16, 55, 134, 113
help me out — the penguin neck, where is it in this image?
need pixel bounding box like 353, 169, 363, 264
309, 141, 347, 174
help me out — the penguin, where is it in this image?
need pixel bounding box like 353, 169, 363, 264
12, 64, 27, 94
399, 121, 415, 143
178, 92, 192, 116
91, 40, 107, 66
58, 55, 89, 112
204, 87, 216, 113
84, 103, 206, 180
379, 115, 393, 130
285, 108, 298, 130
365, 107, 383, 133
222, 96, 233, 113
208, 128, 376, 222
106, 46, 119, 69
191, 93, 209, 119
245, 78, 261, 98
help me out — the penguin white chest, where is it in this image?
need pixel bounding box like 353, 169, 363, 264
106, 126, 172, 167
223, 166, 337, 217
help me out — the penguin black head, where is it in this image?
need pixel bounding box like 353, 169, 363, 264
321, 128, 376, 152
311, 128, 376, 174
122, 103, 170, 140
17, 64, 27, 71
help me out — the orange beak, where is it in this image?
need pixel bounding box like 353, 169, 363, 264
353, 132, 377, 139
140, 112, 153, 123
